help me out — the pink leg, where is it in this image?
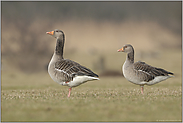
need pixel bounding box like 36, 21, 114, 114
68, 88, 72, 97
141, 86, 144, 94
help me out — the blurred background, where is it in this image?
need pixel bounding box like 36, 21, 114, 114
1, 1, 182, 75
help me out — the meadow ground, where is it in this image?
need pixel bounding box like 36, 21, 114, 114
1, 49, 182, 122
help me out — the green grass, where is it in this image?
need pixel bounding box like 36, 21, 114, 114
1, 73, 182, 122
1, 50, 182, 122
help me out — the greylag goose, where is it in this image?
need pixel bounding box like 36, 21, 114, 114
46, 29, 99, 97
118, 44, 174, 94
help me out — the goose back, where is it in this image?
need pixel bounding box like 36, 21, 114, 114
54, 59, 99, 82
133, 61, 174, 82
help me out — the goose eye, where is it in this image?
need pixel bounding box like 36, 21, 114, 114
125, 46, 127, 48
55, 30, 58, 32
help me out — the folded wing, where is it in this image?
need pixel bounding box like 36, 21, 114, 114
55, 59, 99, 82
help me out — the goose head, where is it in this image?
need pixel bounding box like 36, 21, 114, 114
118, 44, 134, 54
46, 29, 64, 39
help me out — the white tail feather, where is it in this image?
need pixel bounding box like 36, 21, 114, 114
63, 75, 99, 87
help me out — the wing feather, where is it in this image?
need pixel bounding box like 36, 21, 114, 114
133, 61, 173, 82
55, 59, 99, 82
133, 61, 155, 82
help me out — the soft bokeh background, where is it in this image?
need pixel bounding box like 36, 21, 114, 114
2, 1, 181, 74
1, 1, 182, 122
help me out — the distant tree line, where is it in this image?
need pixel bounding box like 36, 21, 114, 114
2, 1, 181, 33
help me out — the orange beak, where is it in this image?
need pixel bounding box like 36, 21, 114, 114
46, 31, 54, 35
117, 47, 124, 52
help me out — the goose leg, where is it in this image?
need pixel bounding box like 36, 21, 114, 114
141, 86, 144, 94
68, 88, 72, 97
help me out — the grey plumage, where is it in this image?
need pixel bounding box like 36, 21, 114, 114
46, 29, 99, 97
118, 44, 174, 94
55, 59, 99, 82
133, 61, 173, 82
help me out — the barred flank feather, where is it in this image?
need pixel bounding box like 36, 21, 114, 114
133, 61, 174, 82
55, 59, 99, 82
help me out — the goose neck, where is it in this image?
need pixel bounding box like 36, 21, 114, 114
127, 51, 134, 63
55, 37, 64, 59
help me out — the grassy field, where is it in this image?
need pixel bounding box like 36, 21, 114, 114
1, 49, 182, 122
